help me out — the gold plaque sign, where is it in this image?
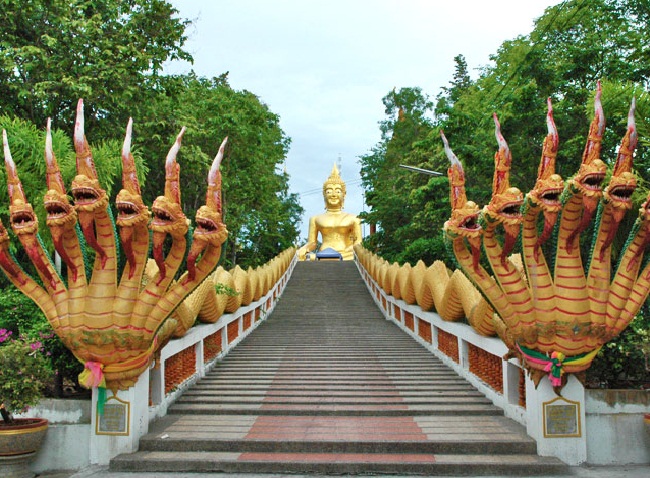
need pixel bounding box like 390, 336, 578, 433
543, 396, 581, 438
96, 395, 130, 436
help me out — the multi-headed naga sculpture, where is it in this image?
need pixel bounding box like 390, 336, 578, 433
442, 82, 645, 387
0, 100, 228, 391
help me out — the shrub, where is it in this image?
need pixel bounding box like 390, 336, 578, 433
0, 333, 53, 423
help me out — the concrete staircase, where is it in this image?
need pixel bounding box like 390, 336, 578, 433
111, 261, 569, 475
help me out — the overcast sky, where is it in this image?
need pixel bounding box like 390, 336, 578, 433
165, 0, 563, 241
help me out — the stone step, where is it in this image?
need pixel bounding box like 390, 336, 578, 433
182, 389, 485, 397
168, 403, 504, 416
193, 378, 472, 385
197, 373, 466, 380
175, 395, 493, 405
110, 450, 568, 476
183, 382, 476, 397
137, 414, 539, 453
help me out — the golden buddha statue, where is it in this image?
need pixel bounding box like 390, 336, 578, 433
298, 164, 362, 261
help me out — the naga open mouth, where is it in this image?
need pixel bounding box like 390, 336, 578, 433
580, 172, 605, 191
11, 210, 36, 229
72, 186, 100, 204
195, 216, 219, 233
116, 199, 148, 225
45, 200, 72, 219
151, 206, 173, 225
460, 214, 480, 231
608, 184, 635, 202
500, 201, 523, 218
540, 188, 562, 206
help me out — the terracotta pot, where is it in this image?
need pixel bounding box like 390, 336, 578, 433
0, 418, 48, 478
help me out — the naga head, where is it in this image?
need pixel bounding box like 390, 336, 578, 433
44, 118, 80, 280
603, 97, 637, 209
4, 130, 57, 289
441, 130, 482, 271
71, 100, 109, 266
528, 98, 564, 212
116, 118, 151, 277
151, 127, 189, 282
186, 136, 229, 282
71, 100, 109, 214
527, 98, 564, 255
483, 114, 523, 261
599, 98, 638, 259
573, 81, 607, 195
116, 118, 150, 229
571, 82, 607, 200
3, 130, 38, 236
566, 82, 607, 252
44, 118, 77, 229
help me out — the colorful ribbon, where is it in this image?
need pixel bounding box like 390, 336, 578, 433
517, 343, 601, 386
76, 337, 160, 414
79, 361, 106, 388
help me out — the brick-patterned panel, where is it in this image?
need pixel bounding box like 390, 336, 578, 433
437, 329, 459, 363
227, 319, 239, 344
204, 329, 223, 363
164, 347, 196, 394
404, 311, 414, 331
468, 343, 503, 393
418, 319, 432, 344
243, 312, 252, 331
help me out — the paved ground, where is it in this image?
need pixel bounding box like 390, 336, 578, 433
38, 462, 650, 478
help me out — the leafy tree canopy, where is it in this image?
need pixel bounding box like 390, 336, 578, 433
0, 1, 303, 270
0, 0, 191, 138
360, 0, 650, 269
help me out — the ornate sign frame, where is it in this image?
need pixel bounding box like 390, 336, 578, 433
542, 396, 581, 438
96, 395, 131, 436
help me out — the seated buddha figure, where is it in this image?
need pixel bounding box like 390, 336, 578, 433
297, 165, 362, 261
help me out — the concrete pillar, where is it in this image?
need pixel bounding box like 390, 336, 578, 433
89, 369, 150, 465
525, 374, 587, 465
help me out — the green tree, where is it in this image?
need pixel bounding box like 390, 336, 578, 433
0, 0, 191, 139
137, 73, 303, 268
359, 87, 435, 262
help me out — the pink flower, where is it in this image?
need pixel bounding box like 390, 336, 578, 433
0, 329, 12, 343
30, 341, 43, 351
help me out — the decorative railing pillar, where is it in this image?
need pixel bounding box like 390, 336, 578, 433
525, 375, 587, 465
90, 370, 150, 465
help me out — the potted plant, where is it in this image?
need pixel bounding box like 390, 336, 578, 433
0, 328, 53, 477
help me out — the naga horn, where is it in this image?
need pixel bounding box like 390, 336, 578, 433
45, 118, 79, 280
73, 99, 108, 267
186, 136, 228, 282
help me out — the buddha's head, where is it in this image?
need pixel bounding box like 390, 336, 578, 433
323, 164, 346, 210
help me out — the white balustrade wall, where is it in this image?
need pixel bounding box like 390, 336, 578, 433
29, 254, 297, 473
354, 254, 650, 466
